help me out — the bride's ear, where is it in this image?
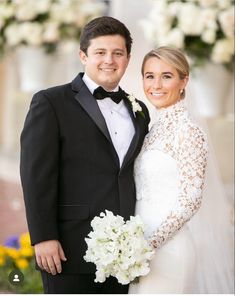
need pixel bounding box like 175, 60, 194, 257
185, 75, 189, 85
182, 75, 189, 89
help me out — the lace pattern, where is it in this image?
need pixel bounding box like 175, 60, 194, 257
138, 100, 209, 249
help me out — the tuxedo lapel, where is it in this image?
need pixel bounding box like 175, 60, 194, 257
72, 74, 112, 144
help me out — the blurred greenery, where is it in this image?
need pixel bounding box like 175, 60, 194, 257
0, 233, 43, 293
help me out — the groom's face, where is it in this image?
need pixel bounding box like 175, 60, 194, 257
79, 35, 130, 91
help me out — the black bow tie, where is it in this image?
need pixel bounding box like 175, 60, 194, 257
93, 86, 125, 104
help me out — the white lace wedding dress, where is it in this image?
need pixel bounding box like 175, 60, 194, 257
129, 100, 208, 294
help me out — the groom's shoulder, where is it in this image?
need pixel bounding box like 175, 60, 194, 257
31, 82, 73, 106
38, 82, 72, 97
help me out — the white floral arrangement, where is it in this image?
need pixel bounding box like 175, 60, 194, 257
84, 210, 155, 285
140, 0, 234, 69
0, 0, 106, 57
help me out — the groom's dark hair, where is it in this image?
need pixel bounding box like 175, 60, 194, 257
80, 16, 133, 56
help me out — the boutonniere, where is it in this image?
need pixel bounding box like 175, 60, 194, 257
127, 94, 145, 118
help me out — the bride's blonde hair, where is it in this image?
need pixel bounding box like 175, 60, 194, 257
141, 46, 189, 99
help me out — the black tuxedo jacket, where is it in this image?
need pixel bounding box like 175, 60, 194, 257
20, 73, 150, 274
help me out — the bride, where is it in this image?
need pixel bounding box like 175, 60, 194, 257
129, 46, 233, 294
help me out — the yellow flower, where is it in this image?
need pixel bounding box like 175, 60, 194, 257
19, 232, 31, 248
20, 246, 34, 258
0, 256, 5, 266
5, 247, 20, 259
0, 245, 5, 257
15, 258, 29, 269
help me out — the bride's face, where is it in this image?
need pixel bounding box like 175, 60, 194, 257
143, 57, 188, 109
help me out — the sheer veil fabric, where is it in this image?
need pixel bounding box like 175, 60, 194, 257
185, 87, 234, 293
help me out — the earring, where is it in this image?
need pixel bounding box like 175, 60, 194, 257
180, 89, 184, 94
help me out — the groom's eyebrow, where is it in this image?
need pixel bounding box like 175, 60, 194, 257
94, 48, 125, 52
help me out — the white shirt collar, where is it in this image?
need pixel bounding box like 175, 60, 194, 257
82, 73, 119, 94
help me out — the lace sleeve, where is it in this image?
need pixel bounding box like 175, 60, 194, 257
150, 124, 209, 249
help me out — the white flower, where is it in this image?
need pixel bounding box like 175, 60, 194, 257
50, 3, 66, 23
42, 22, 60, 43
218, 7, 235, 38
127, 94, 143, 116
211, 38, 235, 63
4, 24, 22, 46
35, 0, 52, 14
198, 0, 217, 7
0, 3, 15, 19
202, 29, 216, 44
178, 3, 204, 35
15, 2, 37, 21
84, 210, 155, 284
132, 101, 142, 113
20, 22, 43, 46
201, 8, 218, 30
168, 2, 182, 17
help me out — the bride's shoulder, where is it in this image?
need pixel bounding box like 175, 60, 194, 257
179, 116, 208, 144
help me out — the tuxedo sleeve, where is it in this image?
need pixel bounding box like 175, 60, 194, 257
20, 91, 60, 245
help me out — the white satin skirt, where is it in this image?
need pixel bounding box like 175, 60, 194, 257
128, 226, 196, 294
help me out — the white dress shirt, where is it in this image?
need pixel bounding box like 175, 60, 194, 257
83, 73, 135, 166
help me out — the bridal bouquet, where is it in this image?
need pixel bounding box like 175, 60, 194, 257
84, 210, 155, 285
140, 0, 234, 69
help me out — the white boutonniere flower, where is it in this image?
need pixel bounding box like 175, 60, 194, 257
127, 94, 145, 118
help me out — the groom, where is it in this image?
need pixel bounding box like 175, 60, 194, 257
20, 16, 150, 294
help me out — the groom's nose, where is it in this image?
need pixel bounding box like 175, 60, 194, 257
104, 53, 114, 64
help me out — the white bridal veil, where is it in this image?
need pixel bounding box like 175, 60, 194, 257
186, 84, 234, 294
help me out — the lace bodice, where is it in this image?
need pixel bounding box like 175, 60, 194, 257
134, 99, 208, 249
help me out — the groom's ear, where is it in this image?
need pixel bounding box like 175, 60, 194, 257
126, 54, 131, 66
79, 50, 87, 65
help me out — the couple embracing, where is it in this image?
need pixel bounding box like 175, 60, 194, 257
20, 16, 208, 294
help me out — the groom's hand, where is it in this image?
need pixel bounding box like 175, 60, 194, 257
34, 240, 67, 275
